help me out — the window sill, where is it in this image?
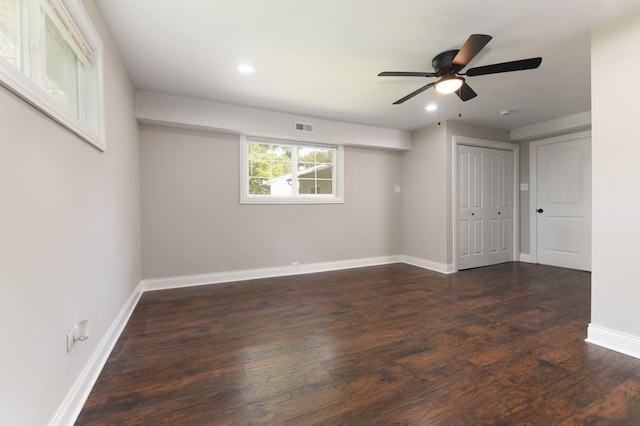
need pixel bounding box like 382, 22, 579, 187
240, 195, 344, 205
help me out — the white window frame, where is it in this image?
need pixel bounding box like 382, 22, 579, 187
240, 135, 345, 204
0, 0, 105, 150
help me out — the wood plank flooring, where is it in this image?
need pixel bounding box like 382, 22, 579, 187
76, 262, 640, 425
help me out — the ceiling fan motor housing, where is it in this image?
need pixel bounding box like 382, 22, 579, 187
432, 50, 463, 75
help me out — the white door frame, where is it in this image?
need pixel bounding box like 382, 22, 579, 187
452, 135, 520, 272
529, 130, 591, 264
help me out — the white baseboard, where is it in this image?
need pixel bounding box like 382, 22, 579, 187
586, 324, 640, 360
519, 253, 532, 262
401, 255, 453, 274
51, 282, 144, 426
141, 255, 404, 291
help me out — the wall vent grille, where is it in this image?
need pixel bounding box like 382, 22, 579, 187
295, 122, 313, 133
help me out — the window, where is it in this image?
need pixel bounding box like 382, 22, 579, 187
240, 136, 344, 204
0, 0, 104, 150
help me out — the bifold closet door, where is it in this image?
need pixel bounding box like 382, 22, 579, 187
457, 145, 513, 270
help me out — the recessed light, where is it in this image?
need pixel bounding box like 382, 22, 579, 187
238, 63, 256, 74
425, 104, 437, 112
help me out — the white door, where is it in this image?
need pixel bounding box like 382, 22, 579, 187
457, 145, 514, 270
535, 137, 591, 271
487, 149, 514, 265
458, 145, 486, 270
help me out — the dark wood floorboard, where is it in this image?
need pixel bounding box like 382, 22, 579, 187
76, 262, 640, 425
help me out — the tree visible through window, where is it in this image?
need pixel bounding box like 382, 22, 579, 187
248, 142, 292, 195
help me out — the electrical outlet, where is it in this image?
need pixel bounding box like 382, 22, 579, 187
291, 261, 300, 267
66, 326, 76, 352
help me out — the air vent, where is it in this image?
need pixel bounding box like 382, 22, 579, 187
295, 122, 313, 133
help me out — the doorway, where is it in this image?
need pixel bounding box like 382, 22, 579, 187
530, 131, 592, 271
453, 136, 519, 271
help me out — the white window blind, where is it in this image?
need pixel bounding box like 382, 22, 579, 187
45, 0, 92, 67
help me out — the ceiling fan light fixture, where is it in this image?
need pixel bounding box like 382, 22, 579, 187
435, 76, 464, 94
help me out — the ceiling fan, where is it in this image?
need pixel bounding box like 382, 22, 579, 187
378, 34, 542, 104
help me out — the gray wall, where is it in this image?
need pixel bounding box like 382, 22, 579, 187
140, 120, 514, 278
0, 1, 141, 423
519, 140, 530, 255
140, 125, 403, 279
402, 123, 448, 265
590, 8, 640, 340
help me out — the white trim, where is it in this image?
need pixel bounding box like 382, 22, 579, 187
401, 255, 454, 274
50, 282, 144, 426
451, 135, 520, 272
142, 256, 404, 291
519, 253, 532, 263
528, 130, 592, 264
142, 256, 454, 293
586, 324, 640, 360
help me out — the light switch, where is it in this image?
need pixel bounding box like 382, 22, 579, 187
394, 186, 402, 193
520, 183, 529, 191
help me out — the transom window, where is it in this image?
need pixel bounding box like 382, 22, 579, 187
0, 0, 104, 150
240, 136, 344, 204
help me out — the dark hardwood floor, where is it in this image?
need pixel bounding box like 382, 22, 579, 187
76, 262, 640, 425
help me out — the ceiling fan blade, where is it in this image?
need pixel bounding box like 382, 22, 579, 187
379, 71, 436, 77
452, 34, 492, 68
466, 57, 542, 76
393, 82, 435, 104
456, 82, 477, 101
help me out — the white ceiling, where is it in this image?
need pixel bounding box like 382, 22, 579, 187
95, 0, 640, 131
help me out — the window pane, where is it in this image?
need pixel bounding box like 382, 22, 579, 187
299, 163, 334, 195
248, 177, 270, 195
0, 0, 21, 69
297, 146, 335, 195
318, 165, 333, 180
248, 142, 293, 195
45, 15, 79, 117
299, 178, 333, 194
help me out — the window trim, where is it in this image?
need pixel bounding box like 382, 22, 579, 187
0, 0, 105, 151
240, 135, 345, 205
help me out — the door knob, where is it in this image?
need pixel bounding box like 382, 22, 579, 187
537, 208, 544, 213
